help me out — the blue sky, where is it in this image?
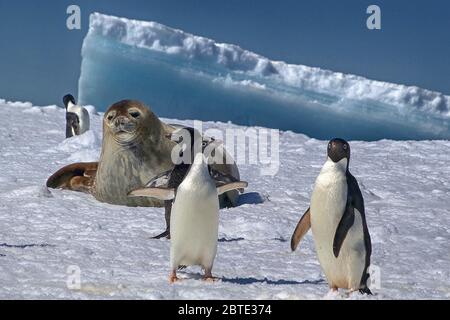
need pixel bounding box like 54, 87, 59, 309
0, 0, 449, 106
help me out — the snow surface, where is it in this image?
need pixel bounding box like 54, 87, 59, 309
0, 99, 449, 299
78, 13, 450, 141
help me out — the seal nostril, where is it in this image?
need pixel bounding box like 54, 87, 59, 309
114, 116, 128, 126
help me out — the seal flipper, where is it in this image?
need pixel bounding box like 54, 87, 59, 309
128, 187, 175, 201
290, 207, 311, 251
69, 176, 93, 193
46, 162, 98, 193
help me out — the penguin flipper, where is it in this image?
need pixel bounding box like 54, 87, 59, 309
46, 162, 98, 193
128, 187, 175, 201
145, 169, 173, 188
211, 168, 247, 208
66, 112, 80, 138
332, 202, 355, 258
217, 181, 248, 195
290, 207, 311, 251
210, 168, 245, 192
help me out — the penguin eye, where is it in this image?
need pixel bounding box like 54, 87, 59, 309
328, 143, 332, 149
343, 144, 348, 150
202, 141, 207, 147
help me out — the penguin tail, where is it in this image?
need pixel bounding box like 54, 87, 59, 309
359, 286, 373, 295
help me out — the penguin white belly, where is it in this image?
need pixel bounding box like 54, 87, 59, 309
310, 168, 366, 290
170, 180, 219, 270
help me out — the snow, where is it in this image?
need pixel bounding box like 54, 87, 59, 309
78, 13, 450, 141
1, 99, 449, 299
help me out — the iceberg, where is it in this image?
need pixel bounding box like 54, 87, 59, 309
78, 13, 450, 140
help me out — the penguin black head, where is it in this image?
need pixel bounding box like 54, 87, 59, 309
63, 94, 76, 108
327, 138, 350, 164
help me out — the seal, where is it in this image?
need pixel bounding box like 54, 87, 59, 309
129, 153, 247, 283
47, 100, 244, 208
291, 138, 372, 294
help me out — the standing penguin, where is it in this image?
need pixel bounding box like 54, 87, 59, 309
63, 94, 90, 138
142, 127, 237, 240
129, 153, 247, 283
291, 138, 372, 294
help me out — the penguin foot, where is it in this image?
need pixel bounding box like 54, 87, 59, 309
169, 271, 179, 284
151, 230, 170, 239
202, 269, 217, 282
202, 276, 218, 282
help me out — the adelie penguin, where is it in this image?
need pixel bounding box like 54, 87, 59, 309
132, 127, 243, 240
129, 150, 247, 283
63, 94, 90, 138
291, 138, 372, 294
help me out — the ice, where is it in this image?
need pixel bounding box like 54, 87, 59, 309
0, 99, 449, 299
78, 13, 450, 141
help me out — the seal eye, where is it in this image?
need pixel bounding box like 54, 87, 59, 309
106, 113, 114, 121
129, 110, 140, 118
